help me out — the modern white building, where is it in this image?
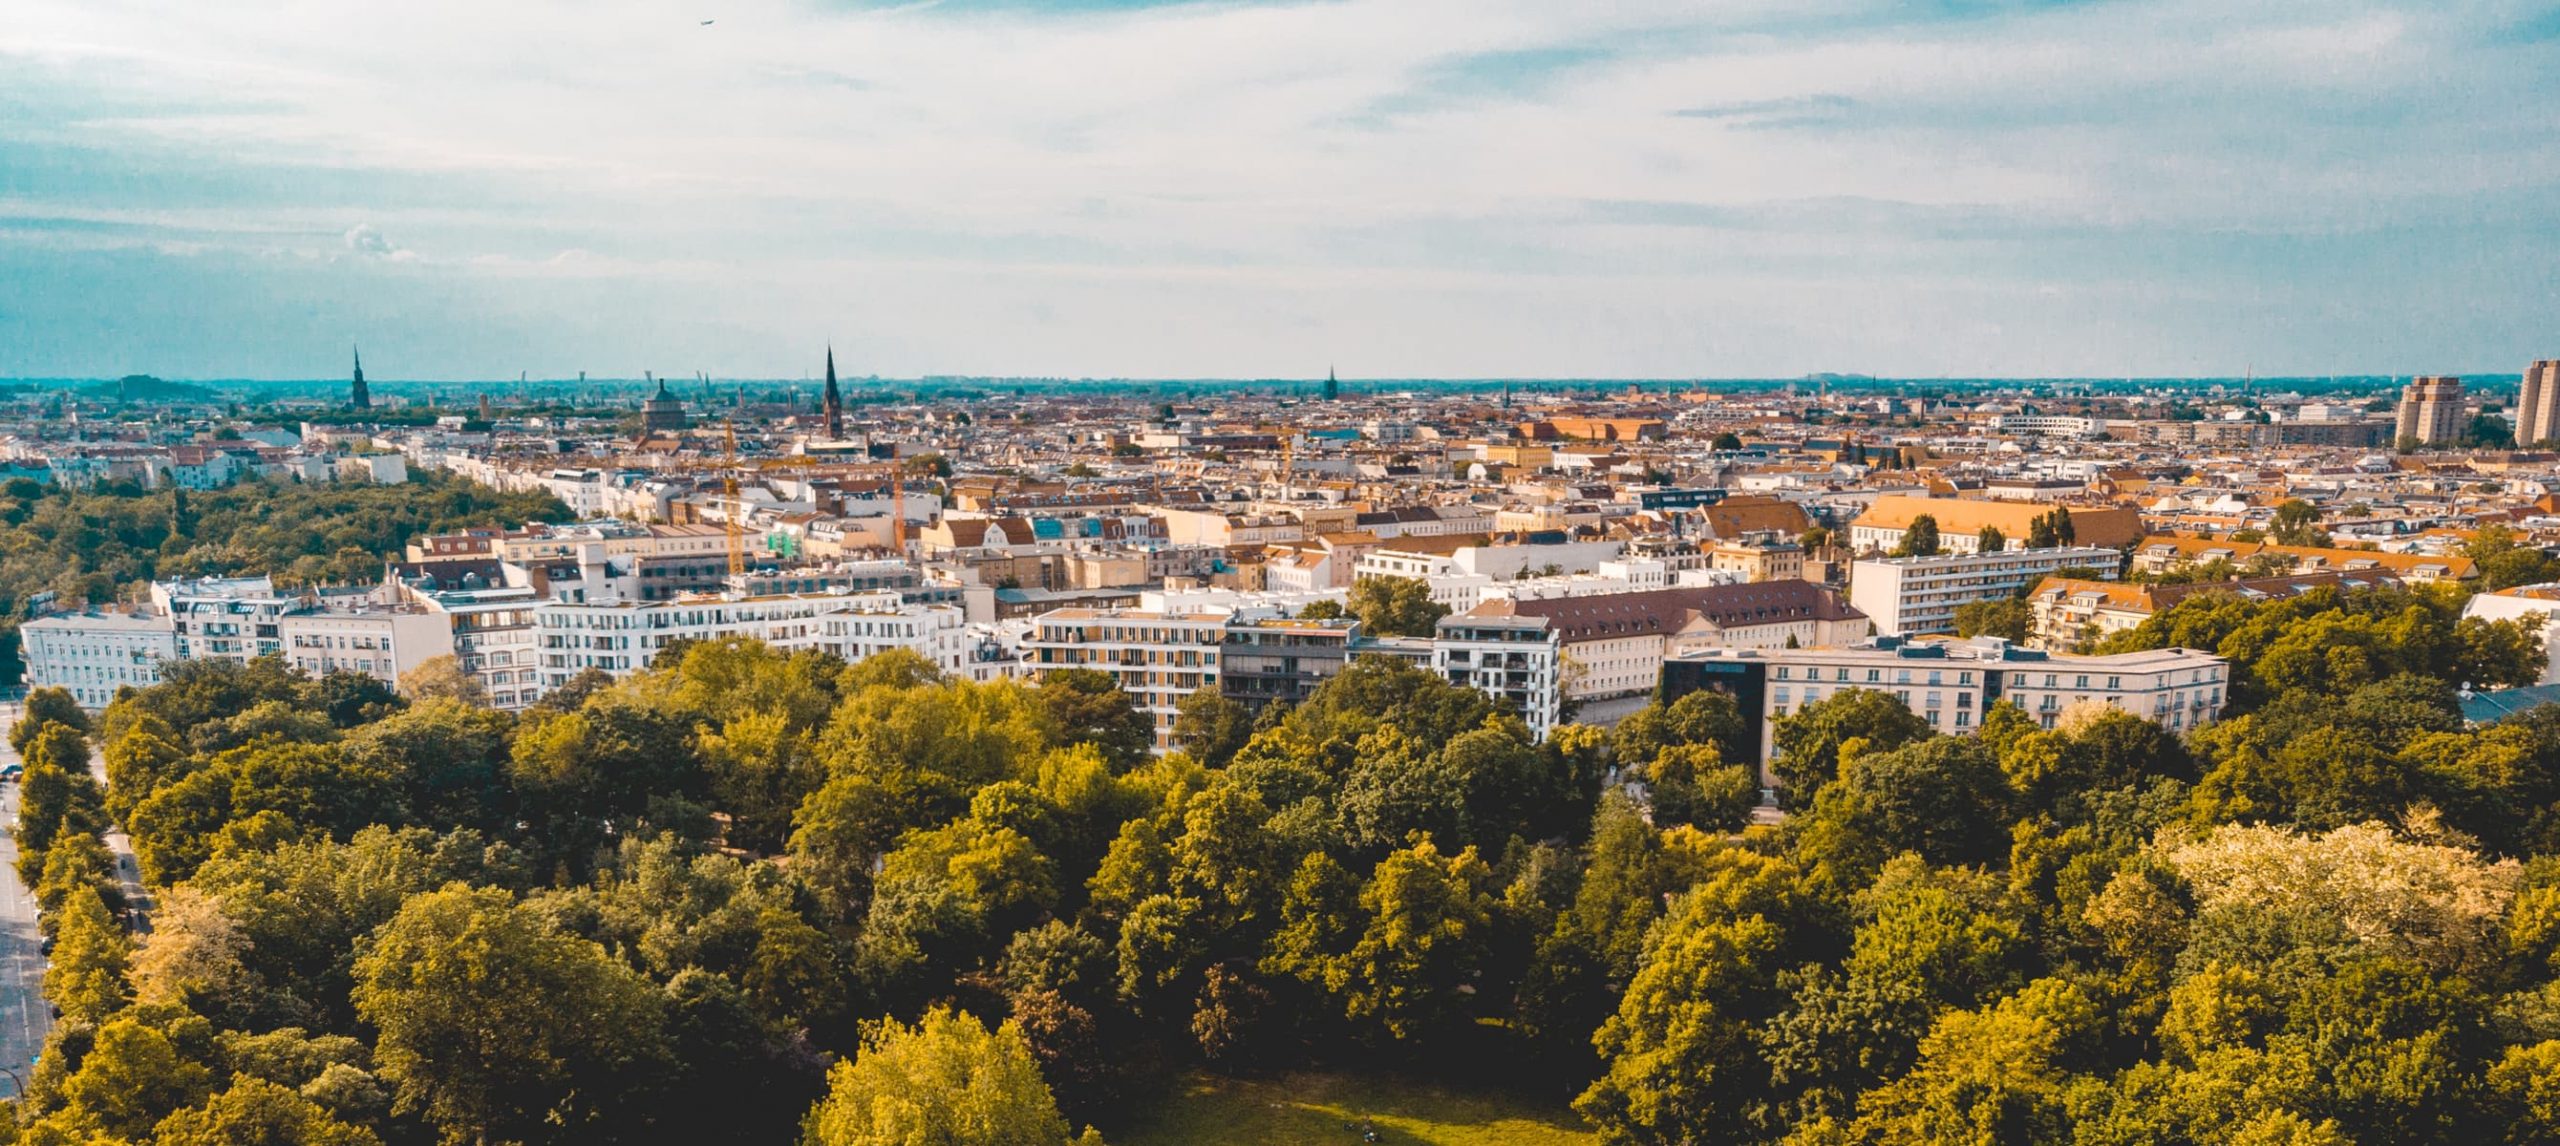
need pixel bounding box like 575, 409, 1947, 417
535, 590, 968, 691
1682, 636, 2230, 783
1432, 613, 1564, 739
1849, 546, 2122, 636
278, 606, 453, 688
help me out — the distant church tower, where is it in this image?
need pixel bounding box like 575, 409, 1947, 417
1322, 366, 1339, 402
350, 346, 371, 409
822, 346, 844, 439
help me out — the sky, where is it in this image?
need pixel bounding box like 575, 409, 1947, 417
2, 0, 2557, 382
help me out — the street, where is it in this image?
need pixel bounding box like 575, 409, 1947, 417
0, 778, 50, 1098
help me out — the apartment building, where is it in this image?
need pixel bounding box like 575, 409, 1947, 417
2025, 570, 2401, 651
1434, 613, 1563, 739
412, 588, 546, 710
278, 606, 453, 689
2395, 375, 2467, 445
20, 611, 179, 709
2127, 536, 2471, 582
27, 576, 456, 708
1663, 636, 2230, 784
1026, 608, 1230, 753
536, 590, 968, 690
1849, 546, 2123, 636
1218, 617, 1363, 713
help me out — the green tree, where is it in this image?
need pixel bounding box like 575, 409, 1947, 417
800, 1005, 1088, 1146
12, 685, 91, 755
45, 886, 134, 1023
1890, 515, 1943, 558
1035, 668, 1155, 771
353, 884, 671, 1145
1953, 597, 2031, 642
1296, 598, 1346, 621
1771, 688, 1935, 802
1340, 838, 1497, 1042
1975, 525, 2007, 553
151, 1076, 383, 1146
2271, 499, 2326, 547
1712, 431, 1745, 451
1348, 575, 1451, 638
1171, 689, 1252, 769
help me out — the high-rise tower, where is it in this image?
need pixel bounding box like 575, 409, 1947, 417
823, 346, 844, 439
350, 346, 370, 409
2518, 361, 2560, 448
2394, 376, 2466, 446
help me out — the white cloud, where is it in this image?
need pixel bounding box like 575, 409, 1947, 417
1, 0, 2555, 377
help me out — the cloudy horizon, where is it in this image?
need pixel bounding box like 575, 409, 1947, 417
5, 0, 2556, 381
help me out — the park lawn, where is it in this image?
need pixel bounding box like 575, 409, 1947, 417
1112, 1070, 1597, 1146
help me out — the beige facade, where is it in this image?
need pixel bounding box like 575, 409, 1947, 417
2395, 375, 2466, 445
2519, 361, 2560, 448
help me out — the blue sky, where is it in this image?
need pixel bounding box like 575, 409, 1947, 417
2, 0, 2555, 381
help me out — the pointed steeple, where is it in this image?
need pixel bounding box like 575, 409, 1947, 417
349, 345, 371, 409
822, 345, 844, 439
1322, 366, 1339, 402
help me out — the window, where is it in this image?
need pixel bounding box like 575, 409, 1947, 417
2106, 675, 2121, 689
2075, 675, 2090, 688
1776, 666, 1791, 680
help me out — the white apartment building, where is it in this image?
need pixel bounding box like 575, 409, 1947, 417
1026, 608, 1233, 753
1849, 546, 2122, 636
536, 590, 968, 690
28, 576, 457, 709
278, 606, 454, 689
155, 576, 300, 662
1434, 613, 1564, 739
21, 612, 180, 709
1725, 637, 2229, 782
418, 588, 546, 709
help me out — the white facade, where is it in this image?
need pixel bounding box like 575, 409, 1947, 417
1849, 546, 2122, 636
536, 590, 968, 690
279, 607, 453, 687
21, 612, 180, 709
1745, 638, 2229, 780
417, 589, 546, 710
1433, 614, 1563, 740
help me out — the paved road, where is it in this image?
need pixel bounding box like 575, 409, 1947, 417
0, 741, 52, 1096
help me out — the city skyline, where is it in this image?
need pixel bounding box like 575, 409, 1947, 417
6, 0, 2557, 380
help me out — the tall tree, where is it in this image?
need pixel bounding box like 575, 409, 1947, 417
800, 1006, 1090, 1146
1348, 575, 1451, 638
1891, 515, 1943, 558
352, 885, 671, 1145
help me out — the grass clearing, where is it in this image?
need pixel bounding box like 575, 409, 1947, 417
1111, 1069, 1596, 1146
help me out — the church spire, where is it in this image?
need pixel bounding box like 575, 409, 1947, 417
822, 345, 844, 439
350, 345, 370, 409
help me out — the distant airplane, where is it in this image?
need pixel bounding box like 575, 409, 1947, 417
700, 18, 715, 24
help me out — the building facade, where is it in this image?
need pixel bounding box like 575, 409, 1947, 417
1848, 546, 2123, 636
2395, 375, 2467, 445
1665, 637, 2231, 785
